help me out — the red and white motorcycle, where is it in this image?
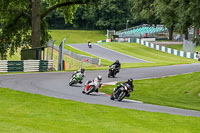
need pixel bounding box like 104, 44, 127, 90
82, 80, 101, 95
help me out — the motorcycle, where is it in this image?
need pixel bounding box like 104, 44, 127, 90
108, 65, 119, 78
82, 80, 100, 95
69, 73, 84, 86
88, 43, 92, 48
110, 83, 132, 101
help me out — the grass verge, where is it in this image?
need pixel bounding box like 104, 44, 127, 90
53, 49, 108, 70
100, 43, 199, 68
102, 72, 200, 111
49, 30, 106, 44
0, 87, 199, 133
165, 44, 200, 51
63, 45, 112, 66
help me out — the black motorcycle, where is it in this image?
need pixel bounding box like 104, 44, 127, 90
110, 83, 132, 101
108, 65, 119, 78
88, 42, 92, 48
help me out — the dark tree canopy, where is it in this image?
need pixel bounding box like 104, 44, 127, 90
0, 0, 97, 59
1, 0, 200, 59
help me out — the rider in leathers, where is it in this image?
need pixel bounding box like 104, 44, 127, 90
82, 75, 102, 93
110, 60, 121, 74
115, 78, 134, 97
71, 68, 85, 84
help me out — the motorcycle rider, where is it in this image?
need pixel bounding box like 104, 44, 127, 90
88, 40, 92, 48
71, 68, 85, 84
110, 60, 121, 74
115, 78, 134, 97
82, 75, 102, 93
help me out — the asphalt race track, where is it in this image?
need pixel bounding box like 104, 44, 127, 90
0, 63, 200, 117
67, 44, 149, 63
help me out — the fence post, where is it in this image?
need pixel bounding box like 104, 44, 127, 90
58, 38, 66, 71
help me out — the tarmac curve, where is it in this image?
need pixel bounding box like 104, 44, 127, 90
0, 63, 200, 117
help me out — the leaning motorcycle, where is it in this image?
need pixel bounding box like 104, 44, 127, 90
108, 65, 118, 78
69, 73, 84, 86
82, 81, 100, 95
110, 84, 132, 101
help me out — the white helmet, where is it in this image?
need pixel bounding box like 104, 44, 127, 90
97, 75, 102, 82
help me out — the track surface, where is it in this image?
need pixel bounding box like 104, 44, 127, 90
67, 43, 148, 63
1, 64, 200, 117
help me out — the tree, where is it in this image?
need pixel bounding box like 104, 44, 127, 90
131, 0, 160, 26
175, 0, 200, 44
186, 0, 200, 45
96, 0, 132, 30
73, 4, 98, 29
154, 0, 179, 40
0, 0, 97, 59
176, 0, 192, 40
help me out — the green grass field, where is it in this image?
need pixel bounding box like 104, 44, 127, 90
49, 30, 106, 45
166, 44, 200, 51
64, 45, 112, 66
101, 43, 199, 68
102, 72, 200, 111
0, 87, 199, 133
53, 49, 107, 70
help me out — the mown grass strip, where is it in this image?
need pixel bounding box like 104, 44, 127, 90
101, 43, 198, 68
166, 44, 200, 51
49, 30, 106, 44
102, 72, 200, 111
0, 87, 199, 133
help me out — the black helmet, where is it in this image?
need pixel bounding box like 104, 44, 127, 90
97, 75, 102, 82
81, 68, 85, 73
115, 60, 119, 64
127, 78, 133, 84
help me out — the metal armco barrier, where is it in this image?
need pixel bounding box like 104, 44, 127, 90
54, 45, 101, 66
0, 60, 54, 72
0, 60, 8, 72
8, 61, 24, 72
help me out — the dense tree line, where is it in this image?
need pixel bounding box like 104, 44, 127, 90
47, 0, 200, 42
1, 0, 200, 59
0, 0, 98, 59
132, 0, 200, 42
47, 0, 135, 30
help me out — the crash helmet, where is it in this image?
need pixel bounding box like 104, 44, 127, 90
81, 68, 85, 73
127, 78, 133, 85
115, 60, 119, 64
97, 75, 102, 82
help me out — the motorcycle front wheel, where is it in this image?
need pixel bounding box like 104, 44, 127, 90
69, 79, 74, 86
117, 91, 127, 101
108, 72, 111, 78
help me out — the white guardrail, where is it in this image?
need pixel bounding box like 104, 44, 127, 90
0, 60, 8, 72
0, 60, 54, 72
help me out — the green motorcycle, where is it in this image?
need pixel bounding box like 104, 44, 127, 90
69, 73, 84, 86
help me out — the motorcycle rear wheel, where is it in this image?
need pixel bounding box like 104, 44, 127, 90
110, 93, 114, 100
86, 86, 94, 95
